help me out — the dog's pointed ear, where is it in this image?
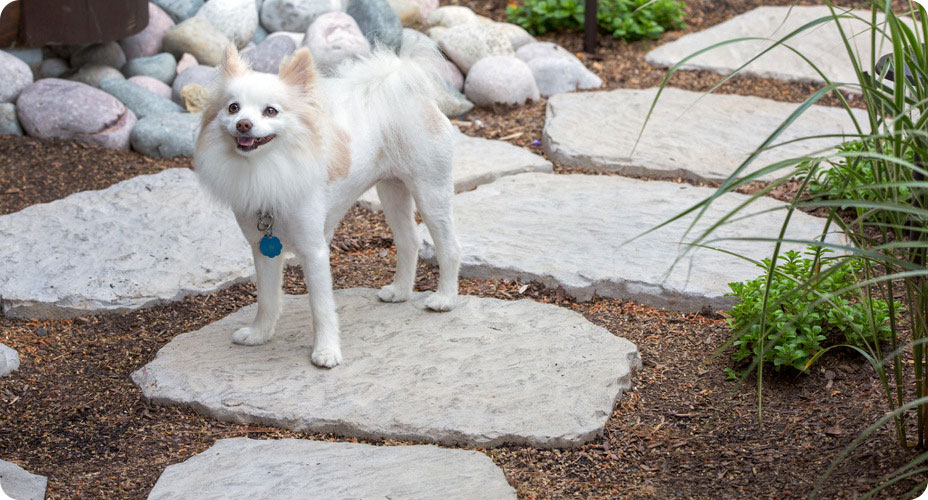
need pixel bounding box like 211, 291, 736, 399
220, 45, 249, 78
279, 48, 316, 91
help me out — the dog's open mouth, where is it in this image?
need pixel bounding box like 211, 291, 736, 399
235, 134, 276, 152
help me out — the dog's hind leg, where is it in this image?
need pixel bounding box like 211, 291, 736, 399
410, 173, 461, 311
376, 179, 420, 303
233, 246, 284, 345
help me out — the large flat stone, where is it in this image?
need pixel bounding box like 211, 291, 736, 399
358, 130, 552, 211
148, 438, 516, 499
132, 288, 640, 448
645, 6, 906, 86
0, 168, 252, 318
543, 87, 865, 183
420, 173, 842, 312
0, 459, 47, 500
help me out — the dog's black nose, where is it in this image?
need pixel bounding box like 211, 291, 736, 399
236, 119, 252, 133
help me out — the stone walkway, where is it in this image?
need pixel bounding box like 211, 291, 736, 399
420, 173, 843, 312
0, 169, 251, 318
646, 6, 906, 86
133, 288, 640, 448
543, 87, 865, 183
147, 438, 516, 499
0, 459, 47, 500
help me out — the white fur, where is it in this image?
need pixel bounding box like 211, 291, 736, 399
195, 39, 461, 368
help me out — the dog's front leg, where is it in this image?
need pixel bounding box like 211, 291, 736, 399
233, 229, 285, 346
296, 231, 342, 368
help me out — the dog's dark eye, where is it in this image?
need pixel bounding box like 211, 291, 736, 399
228, 103, 240, 114
264, 106, 278, 117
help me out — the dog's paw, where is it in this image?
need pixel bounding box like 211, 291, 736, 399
424, 292, 457, 312
311, 346, 343, 368
378, 284, 411, 303
232, 326, 273, 345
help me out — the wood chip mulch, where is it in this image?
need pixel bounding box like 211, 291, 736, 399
2, 0, 926, 498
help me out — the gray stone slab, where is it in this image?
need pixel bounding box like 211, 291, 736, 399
420, 173, 843, 312
148, 438, 515, 499
0, 168, 252, 318
358, 130, 552, 211
542, 87, 865, 183
0, 343, 19, 377
0, 459, 47, 500
645, 6, 908, 86
132, 288, 640, 448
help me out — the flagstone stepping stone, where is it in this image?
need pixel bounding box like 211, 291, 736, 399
645, 6, 909, 86
420, 173, 843, 312
0, 343, 19, 377
0, 169, 251, 318
357, 130, 552, 211
148, 438, 516, 499
132, 288, 640, 447
0, 459, 46, 500
543, 87, 865, 183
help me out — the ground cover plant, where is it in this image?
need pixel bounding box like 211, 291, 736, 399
641, 0, 928, 495
506, 0, 686, 40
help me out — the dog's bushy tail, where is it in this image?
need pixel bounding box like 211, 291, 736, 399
333, 31, 446, 108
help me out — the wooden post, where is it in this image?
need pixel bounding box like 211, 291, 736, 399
583, 0, 597, 53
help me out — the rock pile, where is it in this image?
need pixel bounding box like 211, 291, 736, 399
0, 0, 601, 157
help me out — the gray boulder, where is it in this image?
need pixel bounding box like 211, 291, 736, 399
124, 52, 178, 85
515, 40, 573, 63
0, 50, 33, 102
196, 0, 259, 48
152, 0, 205, 22
346, 0, 402, 50
70, 42, 127, 69
131, 112, 201, 157
172, 64, 219, 104
0, 342, 19, 376
163, 17, 232, 66
464, 55, 538, 107
252, 24, 269, 45
128, 75, 173, 99
38, 58, 71, 79
3, 47, 43, 77
120, 2, 176, 59
425, 5, 476, 28
260, 0, 344, 33
70, 64, 125, 88
0, 103, 23, 136
242, 32, 297, 73
492, 22, 535, 50
435, 77, 473, 117
302, 12, 370, 74
436, 23, 514, 74
528, 56, 601, 96
17, 78, 137, 150
100, 78, 185, 119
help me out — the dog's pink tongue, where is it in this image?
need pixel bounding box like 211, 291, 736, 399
238, 136, 256, 147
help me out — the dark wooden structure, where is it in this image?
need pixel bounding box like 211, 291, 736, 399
0, 0, 148, 48
584, 0, 597, 53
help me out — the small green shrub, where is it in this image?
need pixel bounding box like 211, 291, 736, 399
505, 0, 686, 41
798, 139, 914, 204
725, 248, 899, 377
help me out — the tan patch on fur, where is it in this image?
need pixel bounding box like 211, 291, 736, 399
423, 101, 447, 136
328, 128, 351, 182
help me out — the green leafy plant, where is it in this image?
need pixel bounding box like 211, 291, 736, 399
725, 248, 899, 376
505, 0, 686, 41
634, 0, 928, 495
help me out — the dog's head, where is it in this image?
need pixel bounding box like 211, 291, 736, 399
203, 46, 321, 156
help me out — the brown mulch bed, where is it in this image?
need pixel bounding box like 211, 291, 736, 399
2, 0, 927, 498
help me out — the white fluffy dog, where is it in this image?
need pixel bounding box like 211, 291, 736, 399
194, 39, 461, 368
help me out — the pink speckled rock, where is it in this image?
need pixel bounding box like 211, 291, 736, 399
121, 2, 176, 60
176, 53, 198, 75
16, 79, 137, 150
129, 75, 172, 100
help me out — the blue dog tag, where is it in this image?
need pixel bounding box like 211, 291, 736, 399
259, 235, 282, 258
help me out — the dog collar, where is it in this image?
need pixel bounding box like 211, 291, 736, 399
256, 211, 282, 258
